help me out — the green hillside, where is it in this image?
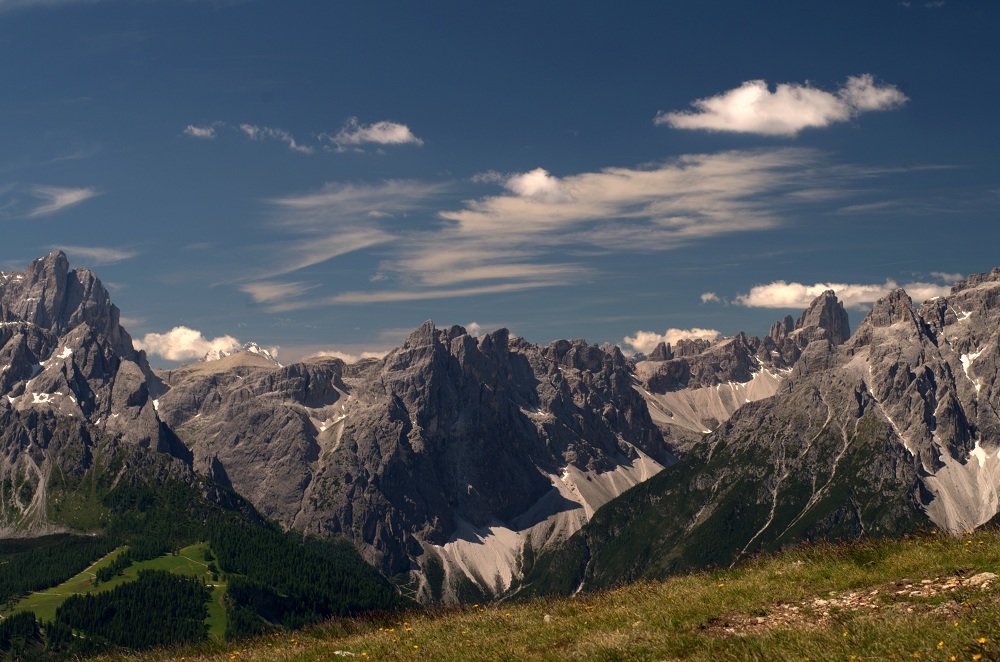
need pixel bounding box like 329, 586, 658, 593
12, 542, 227, 639
119, 529, 1000, 661
0, 478, 409, 657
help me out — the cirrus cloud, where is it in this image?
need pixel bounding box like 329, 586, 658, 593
656, 74, 907, 136
52, 245, 138, 265
28, 186, 100, 217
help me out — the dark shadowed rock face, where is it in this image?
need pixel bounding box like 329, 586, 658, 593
156, 321, 674, 600
0, 253, 188, 536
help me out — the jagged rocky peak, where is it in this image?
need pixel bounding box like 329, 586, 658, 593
796, 289, 851, 344
0, 250, 134, 356
768, 314, 794, 342
202, 341, 280, 365
401, 319, 444, 348
648, 342, 673, 361
0, 253, 190, 536
865, 288, 916, 328
951, 267, 1000, 293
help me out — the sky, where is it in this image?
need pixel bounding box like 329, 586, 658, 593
2, 0, 998, 365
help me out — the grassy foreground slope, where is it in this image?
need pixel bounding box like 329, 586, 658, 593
116, 530, 1000, 661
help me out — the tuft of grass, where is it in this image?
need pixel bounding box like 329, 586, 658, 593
101, 529, 1000, 661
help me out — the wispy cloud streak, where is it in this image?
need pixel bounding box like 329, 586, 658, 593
28, 186, 99, 217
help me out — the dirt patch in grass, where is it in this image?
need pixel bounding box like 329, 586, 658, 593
704, 570, 996, 637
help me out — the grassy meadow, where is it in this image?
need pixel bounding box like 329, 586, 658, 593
92, 529, 1000, 661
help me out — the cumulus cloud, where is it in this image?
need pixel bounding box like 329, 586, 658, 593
28, 186, 99, 217
324, 117, 423, 149
135, 326, 241, 362
183, 124, 217, 139
733, 278, 952, 309
53, 245, 138, 265
623, 327, 722, 354
656, 74, 907, 136
700, 292, 720, 304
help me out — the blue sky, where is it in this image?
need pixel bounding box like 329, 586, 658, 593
2, 0, 998, 365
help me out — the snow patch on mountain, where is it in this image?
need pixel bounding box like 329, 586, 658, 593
429, 448, 663, 599
203, 341, 281, 365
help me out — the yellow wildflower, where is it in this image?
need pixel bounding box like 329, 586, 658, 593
978, 637, 988, 644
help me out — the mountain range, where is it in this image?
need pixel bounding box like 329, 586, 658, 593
3, 252, 999, 610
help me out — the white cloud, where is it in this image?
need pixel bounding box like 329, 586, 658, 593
306, 349, 387, 364
239, 123, 313, 154
183, 124, 217, 139
283, 148, 915, 307
465, 322, 483, 336
28, 186, 99, 217
700, 292, 720, 303
324, 117, 423, 149
502, 167, 573, 202
930, 271, 963, 284
471, 170, 506, 185
271, 179, 442, 215
366, 150, 815, 302
240, 281, 318, 304
250, 180, 445, 286
234, 148, 934, 309
656, 74, 907, 136
135, 326, 241, 362
53, 245, 138, 265
623, 327, 722, 354
838, 74, 908, 112
733, 279, 952, 309
270, 281, 556, 311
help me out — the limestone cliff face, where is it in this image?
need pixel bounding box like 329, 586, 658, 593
525, 270, 1000, 594
631, 291, 852, 451
0, 252, 188, 536
156, 322, 674, 600
8, 252, 1000, 606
